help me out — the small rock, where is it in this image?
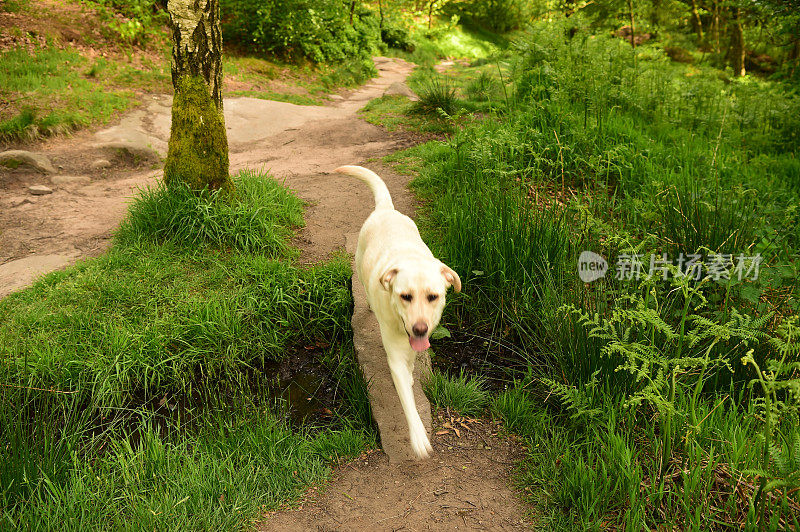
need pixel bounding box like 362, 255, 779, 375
94, 141, 160, 164
90, 158, 112, 170
28, 185, 53, 195
51, 175, 90, 186
329, 94, 345, 101
10, 196, 37, 207
383, 81, 419, 101
0, 150, 56, 174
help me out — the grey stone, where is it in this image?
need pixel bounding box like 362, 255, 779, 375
90, 158, 112, 170
0, 150, 56, 174
346, 233, 432, 463
0, 254, 77, 299
94, 141, 161, 164
383, 81, 419, 101
28, 185, 53, 195
51, 175, 90, 186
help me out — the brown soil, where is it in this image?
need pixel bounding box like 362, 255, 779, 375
262, 411, 531, 531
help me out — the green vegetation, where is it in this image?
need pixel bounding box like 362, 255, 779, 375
4, 0, 800, 529
0, 170, 371, 529
0, 47, 141, 140
386, 14, 800, 529
423, 370, 490, 416
164, 76, 231, 191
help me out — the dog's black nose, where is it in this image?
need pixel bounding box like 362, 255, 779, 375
412, 322, 428, 337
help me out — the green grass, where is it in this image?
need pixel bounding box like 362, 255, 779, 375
225, 53, 376, 107
423, 370, 490, 417
361, 57, 510, 135
0, 47, 136, 140
0, 169, 372, 529
227, 90, 324, 106
1, 393, 370, 530
386, 21, 503, 67
116, 170, 305, 255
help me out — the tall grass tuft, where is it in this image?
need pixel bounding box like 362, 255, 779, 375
413, 75, 460, 116
116, 169, 304, 256
423, 370, 490, 416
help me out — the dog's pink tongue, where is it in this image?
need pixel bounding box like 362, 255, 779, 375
409, 336, 430, 352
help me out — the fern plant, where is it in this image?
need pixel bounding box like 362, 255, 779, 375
557, 271, 771, 476
741, 317, 800, 525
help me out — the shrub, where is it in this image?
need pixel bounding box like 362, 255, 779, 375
451, 0, 533, 33
381, 23, 415, 52
221, 0, 379, 66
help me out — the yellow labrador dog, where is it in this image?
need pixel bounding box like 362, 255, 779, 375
336, 165, 461, 459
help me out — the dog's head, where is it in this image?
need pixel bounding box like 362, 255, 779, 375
380, 260, 461, 352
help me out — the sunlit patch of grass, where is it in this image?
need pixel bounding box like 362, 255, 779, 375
227, 90, 324, 106
0, 46, 157, 141
360, 95, 453, 134
387, 22, 504, 67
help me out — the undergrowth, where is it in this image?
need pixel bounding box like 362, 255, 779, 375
0, 170, 370, 530
389, 15, 800, 529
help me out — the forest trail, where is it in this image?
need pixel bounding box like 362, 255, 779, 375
0, 56, 417, 294
0, 57, 531, 530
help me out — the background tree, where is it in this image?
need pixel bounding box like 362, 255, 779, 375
728, 6, 745, 76
164, 0, 231, 190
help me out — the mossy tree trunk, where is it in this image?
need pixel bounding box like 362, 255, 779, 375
729, 8, 746, 77
626, 0, 636, 49
164, 0, 231, 191
689, 0, 704, 45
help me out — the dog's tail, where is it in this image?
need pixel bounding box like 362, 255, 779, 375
335, 165, 394, 210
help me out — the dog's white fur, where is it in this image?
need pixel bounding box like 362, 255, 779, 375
336, 165, 461, 459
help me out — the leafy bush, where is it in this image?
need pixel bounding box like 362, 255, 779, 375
221, 0, 379, 67
381, 23, 415, 52
84, 0, 167, 43
451, 0, 533, 33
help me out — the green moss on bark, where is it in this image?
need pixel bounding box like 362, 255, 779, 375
164, 75, 231, 191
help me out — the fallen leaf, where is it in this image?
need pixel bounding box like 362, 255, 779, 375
436, 430, 450, 436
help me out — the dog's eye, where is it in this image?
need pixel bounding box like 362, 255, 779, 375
400, 293, 413, 302
427, 294, 439, 302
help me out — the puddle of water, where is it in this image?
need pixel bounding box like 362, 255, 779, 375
278, 372, 331, 426
430, 329, 527, 390
70, 343, 343, 453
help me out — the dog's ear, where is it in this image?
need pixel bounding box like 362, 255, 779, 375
380, 267, 399, 291
441, 264, 461, 293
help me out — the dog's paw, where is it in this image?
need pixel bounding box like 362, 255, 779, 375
410, 428, 433, 459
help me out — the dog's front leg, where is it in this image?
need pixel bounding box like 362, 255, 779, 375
384, 339, 432, 459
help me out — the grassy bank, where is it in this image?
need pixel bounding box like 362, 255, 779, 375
0, 171, 372, 529
0, 0, 380, 143
390, 16, 799, 529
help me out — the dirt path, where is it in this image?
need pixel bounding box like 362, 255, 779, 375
263, 413, 530, 531
0, 57, 532, 529
0, 57, 417, 294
